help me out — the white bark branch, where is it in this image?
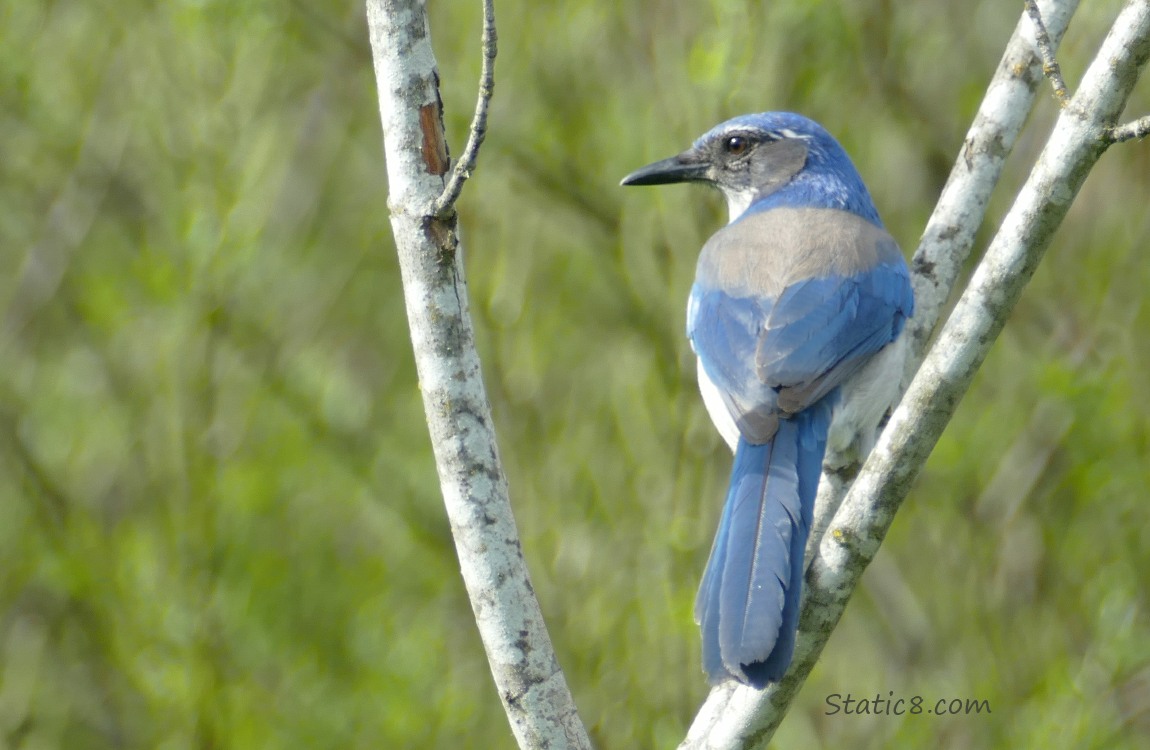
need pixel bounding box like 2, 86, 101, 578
684, 0, 1150, 746
364, 2, 591, 748
809, 0, 1080, 556
1108, 114, 1150, 142
904, 0, 1079, 366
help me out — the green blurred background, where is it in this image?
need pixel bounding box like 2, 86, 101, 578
2, 1, 1149, 748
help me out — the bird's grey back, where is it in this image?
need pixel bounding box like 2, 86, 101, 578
696, 207, 903, 299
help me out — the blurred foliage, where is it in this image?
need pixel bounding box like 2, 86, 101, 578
1, 0, 1148, 748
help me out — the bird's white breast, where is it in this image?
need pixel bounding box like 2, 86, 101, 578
826, 334, 908, 467
696, 357, 741, 452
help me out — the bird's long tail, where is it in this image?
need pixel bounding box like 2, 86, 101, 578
695, 399, 834, 687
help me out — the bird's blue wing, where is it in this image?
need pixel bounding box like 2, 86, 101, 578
759, 261, 912, 406
688, 287, 779, 442
688, 261, 912, 441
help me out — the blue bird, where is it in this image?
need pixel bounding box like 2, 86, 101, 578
621, 113, 913, 687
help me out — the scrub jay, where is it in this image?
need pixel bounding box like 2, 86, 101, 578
621, 112, 913, 687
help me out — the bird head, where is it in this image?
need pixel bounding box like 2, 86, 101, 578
621, 112, 874, 223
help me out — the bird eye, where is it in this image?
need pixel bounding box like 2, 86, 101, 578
723, 136, 749, 155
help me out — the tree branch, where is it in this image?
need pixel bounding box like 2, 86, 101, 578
431, 0, 497, 218
808, 0, 1081, 558
364, 2, 591, 748
1026, 0, 1072, 106
903, 0, 1079, 364
1107, 114, 1150, 142
684, 0, 1150, 745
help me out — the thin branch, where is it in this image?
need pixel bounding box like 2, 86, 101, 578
1026, 0, 1072, 106
365, 2, 590, 749
682, 0, 1150, 745
1107, 114, 1150, 142
431, 0, 497, 218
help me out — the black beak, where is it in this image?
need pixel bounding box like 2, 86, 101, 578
620, 152, 709, 186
